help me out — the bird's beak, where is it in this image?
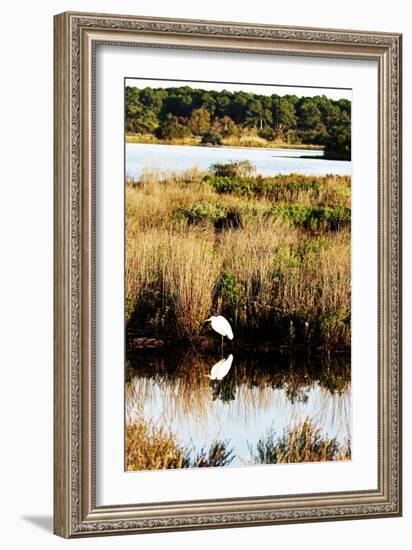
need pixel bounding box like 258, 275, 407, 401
203, 318, 211, 323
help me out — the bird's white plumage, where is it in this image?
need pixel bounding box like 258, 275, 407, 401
208, 354, 234, 380
208, 315, 234, 340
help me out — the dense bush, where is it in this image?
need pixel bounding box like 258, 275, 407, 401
174, 200, 350, 232
205, 170, 350, 207
210, 160, 256, 178
324, 130, 352, 160
155, 119, 191, 140
273, 204, 351, 231
200, 131, 222, 145
174, 201, 228, 225
258, 126, 277, 141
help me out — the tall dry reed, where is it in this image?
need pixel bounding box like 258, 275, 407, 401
125, 169, 351, 347
126, 418, 234, 470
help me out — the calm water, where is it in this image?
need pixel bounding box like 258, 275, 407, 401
126, 351, 351, 467
126, 143, 351, 179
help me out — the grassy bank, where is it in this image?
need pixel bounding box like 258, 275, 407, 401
126, 133, 325, 150
126, 163, 351, 350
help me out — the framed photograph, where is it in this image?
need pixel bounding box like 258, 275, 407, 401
53, 11, 402, 538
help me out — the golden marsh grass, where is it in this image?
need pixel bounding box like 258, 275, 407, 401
125, 167, 351, 348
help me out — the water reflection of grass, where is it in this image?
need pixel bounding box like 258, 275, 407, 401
125, 351, 351, 435
249, 417, 351, 464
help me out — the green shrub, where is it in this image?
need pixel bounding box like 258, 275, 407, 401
174, 201, 243, 230
258, 126, 277, 141
273, 204, 351, 231
174, 200, 350, 232
125, 296, 138, 325
174, 201, 227, 225
215, 270, 243, 305
204, 173, 350, 207
324, 131, 351, 160
204, 176, 254, 197
201, 131, 222, 145
156, 120, 192, 140
191, 440, 235, 467
319, 306, 351, 347
250, 418, 351, 464
210, 160, 256, 178
296, 236, 332, 257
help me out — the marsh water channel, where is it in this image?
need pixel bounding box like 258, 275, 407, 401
126, 350, 351, 467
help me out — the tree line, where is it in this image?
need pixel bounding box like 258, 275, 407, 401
125, 85, 351, 159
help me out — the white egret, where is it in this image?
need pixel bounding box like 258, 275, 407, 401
205, 315, 234, 354
206, 354, 234, 380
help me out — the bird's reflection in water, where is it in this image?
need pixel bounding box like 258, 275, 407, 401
207, 354, 234, 380
126, 350, 352, 465
207, 354, 236, 403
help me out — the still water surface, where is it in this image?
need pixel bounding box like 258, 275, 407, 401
126, 143, 351, 179
126, 351, 351, 467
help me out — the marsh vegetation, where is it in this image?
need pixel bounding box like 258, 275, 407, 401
124, 83, 352, 469
126, 162, 351, 351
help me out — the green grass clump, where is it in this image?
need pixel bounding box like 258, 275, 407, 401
205, 172, 350, 207
273, 204, 351, 231
174, 200, 350, 232
174, 201, 228, 225
250, 418, 351, 464
174, 201, 244, 230
214, 270, 244, 308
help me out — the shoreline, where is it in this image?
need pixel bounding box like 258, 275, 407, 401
125, 134, 325, 151
126, 334, 351, 355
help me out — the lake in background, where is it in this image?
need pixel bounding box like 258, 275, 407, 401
126, 143, 352, 179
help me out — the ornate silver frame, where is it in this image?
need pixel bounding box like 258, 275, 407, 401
53, 11, 402, 538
